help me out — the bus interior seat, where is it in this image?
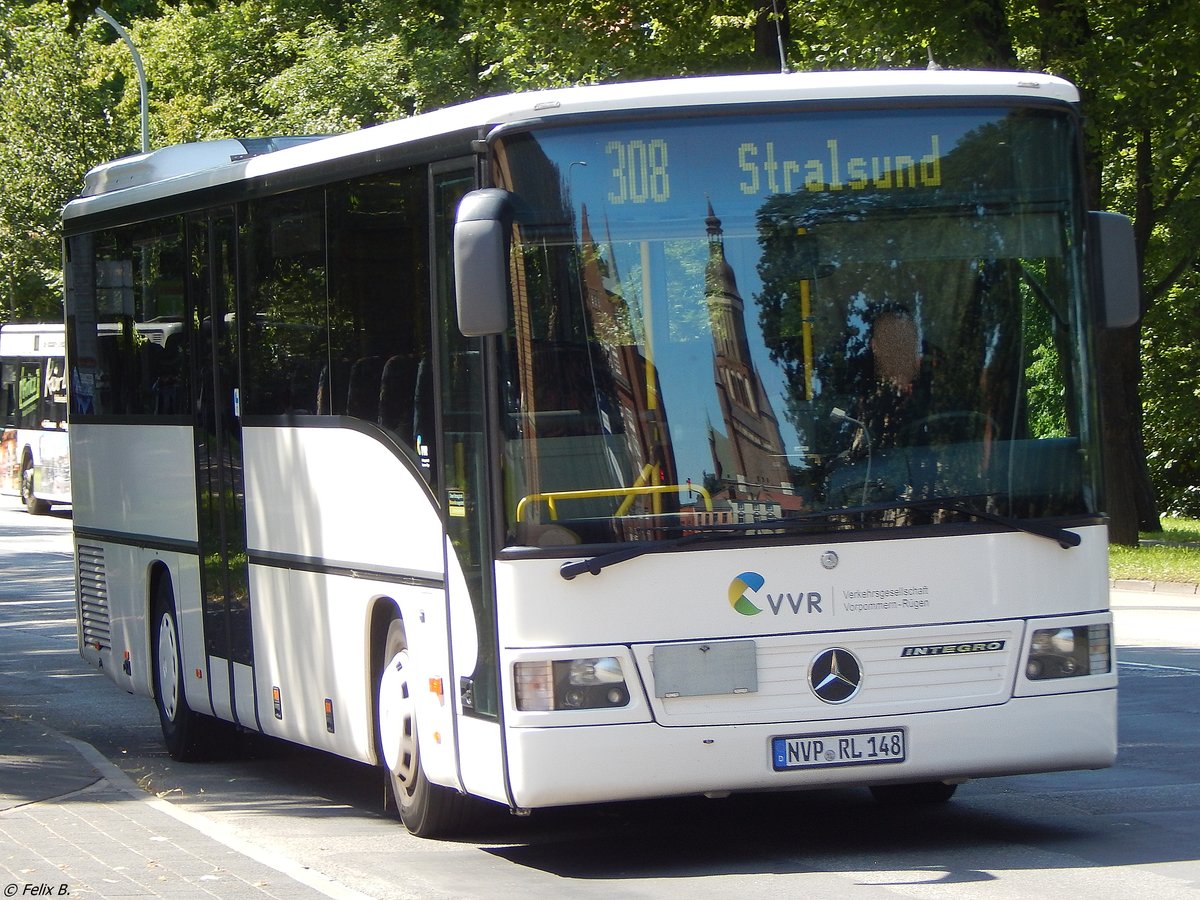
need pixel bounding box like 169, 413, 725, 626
523, 341, 607, 436
347, 356, 386, 421
378, 354, 419, 442
316, 360, 352, 415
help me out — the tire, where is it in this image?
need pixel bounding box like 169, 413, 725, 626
377, 617, 473, 837
869, 781, 958, 806
20, 459, 49, 516
151, 577, 213, 761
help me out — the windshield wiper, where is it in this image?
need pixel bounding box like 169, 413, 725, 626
910, 497, 1081, 549
557, 497, 1080, 580
559, 526, 743, 580
559, 505, 901, 580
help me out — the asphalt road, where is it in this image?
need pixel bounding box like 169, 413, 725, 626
1, 494, 1197, 899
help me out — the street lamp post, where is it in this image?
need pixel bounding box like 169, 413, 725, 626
94, 7, 149, 154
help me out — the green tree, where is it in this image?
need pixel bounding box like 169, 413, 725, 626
0, 2, 122, 321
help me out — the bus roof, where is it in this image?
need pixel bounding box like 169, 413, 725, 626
0, 322, 65, 356
64, 69, 1079, 222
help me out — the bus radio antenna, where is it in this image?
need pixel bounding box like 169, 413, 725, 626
771, 0, 791, 74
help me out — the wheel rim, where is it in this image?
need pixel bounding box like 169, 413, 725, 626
20, 467, 32, 503
379, 648, 418, 792
157, 612, 181, 721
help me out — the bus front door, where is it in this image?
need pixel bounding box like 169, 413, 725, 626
432, 165, 509, 805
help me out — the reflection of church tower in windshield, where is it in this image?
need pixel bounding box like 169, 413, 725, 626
705, 201, 790, 495
577, 206, 677, 499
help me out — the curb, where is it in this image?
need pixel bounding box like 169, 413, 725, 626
1110, 580, 1199, 596
65, 737, 374, 900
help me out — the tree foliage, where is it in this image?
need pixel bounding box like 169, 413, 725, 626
2, 0, 1199, 530
0, 2, 122, 319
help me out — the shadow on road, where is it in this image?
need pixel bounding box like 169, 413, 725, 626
1, 551, 74, 598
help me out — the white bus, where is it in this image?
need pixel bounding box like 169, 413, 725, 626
1, 322, 71, 514
64, 70, 1139, 837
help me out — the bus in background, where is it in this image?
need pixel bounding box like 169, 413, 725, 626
64, 71, 1139, 838
0, 323, 71, 514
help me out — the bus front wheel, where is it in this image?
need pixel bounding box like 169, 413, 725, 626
20, 458, 49, 515
377, 617, 472, 838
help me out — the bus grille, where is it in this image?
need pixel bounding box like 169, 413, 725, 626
77, 544, 111, 650
640, 622, 1022, 727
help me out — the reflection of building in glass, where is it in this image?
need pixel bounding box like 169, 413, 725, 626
702, 202, 800, 522
577, 207, 678, 510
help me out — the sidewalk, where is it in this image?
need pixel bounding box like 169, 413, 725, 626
1111, 577, 1199, 596
0, 714, 369, 900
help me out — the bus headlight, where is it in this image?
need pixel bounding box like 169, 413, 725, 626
1025, 624, 1111, 680
514, 658, 631, 710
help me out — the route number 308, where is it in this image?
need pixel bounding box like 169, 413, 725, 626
606, 139, 670, 204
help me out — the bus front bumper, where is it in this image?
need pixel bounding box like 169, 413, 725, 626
502, 688, 1116, 809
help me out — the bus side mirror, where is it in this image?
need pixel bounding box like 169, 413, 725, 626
454, 189, 514, 337
1089, 211, 1140, 329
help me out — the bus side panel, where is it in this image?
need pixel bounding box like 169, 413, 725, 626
71, 423, 207, 710
30, 429, 72, 504
75, 540, 145, 694
0, 427, 17, 494
248, 565, 451, 768
241, 425, 463, 777
74, 541, 214, 720
240, 425, 442, 578
69, 423, 198, 542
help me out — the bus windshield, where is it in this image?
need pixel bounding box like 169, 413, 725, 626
492, 105, 1098, 548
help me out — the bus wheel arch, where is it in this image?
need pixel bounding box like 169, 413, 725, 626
373, 609, 474, 838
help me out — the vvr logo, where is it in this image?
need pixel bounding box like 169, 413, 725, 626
728, 572, 765, 615
728, 572, 824, 617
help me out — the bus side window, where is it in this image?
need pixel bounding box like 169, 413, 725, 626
413, 356, 435, 476
17, 363, 41, 428
153, 332, 188, 415
44, 358, 68, 427
325, 169, 432, 475
1, 364, 16, 426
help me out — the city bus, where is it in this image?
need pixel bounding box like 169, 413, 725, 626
0, 322, 71, 514
63, 70, 1139, 837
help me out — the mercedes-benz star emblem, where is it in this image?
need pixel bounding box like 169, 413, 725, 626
809, 648, 863, 704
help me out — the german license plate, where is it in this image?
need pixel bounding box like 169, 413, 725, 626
772, 728, 906, 771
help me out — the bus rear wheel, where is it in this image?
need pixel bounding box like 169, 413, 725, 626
151, 578, 213, 761
377, 617, 473, 838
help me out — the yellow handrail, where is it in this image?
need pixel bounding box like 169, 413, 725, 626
615, 462, 655, 516
516, 483, 712, 522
